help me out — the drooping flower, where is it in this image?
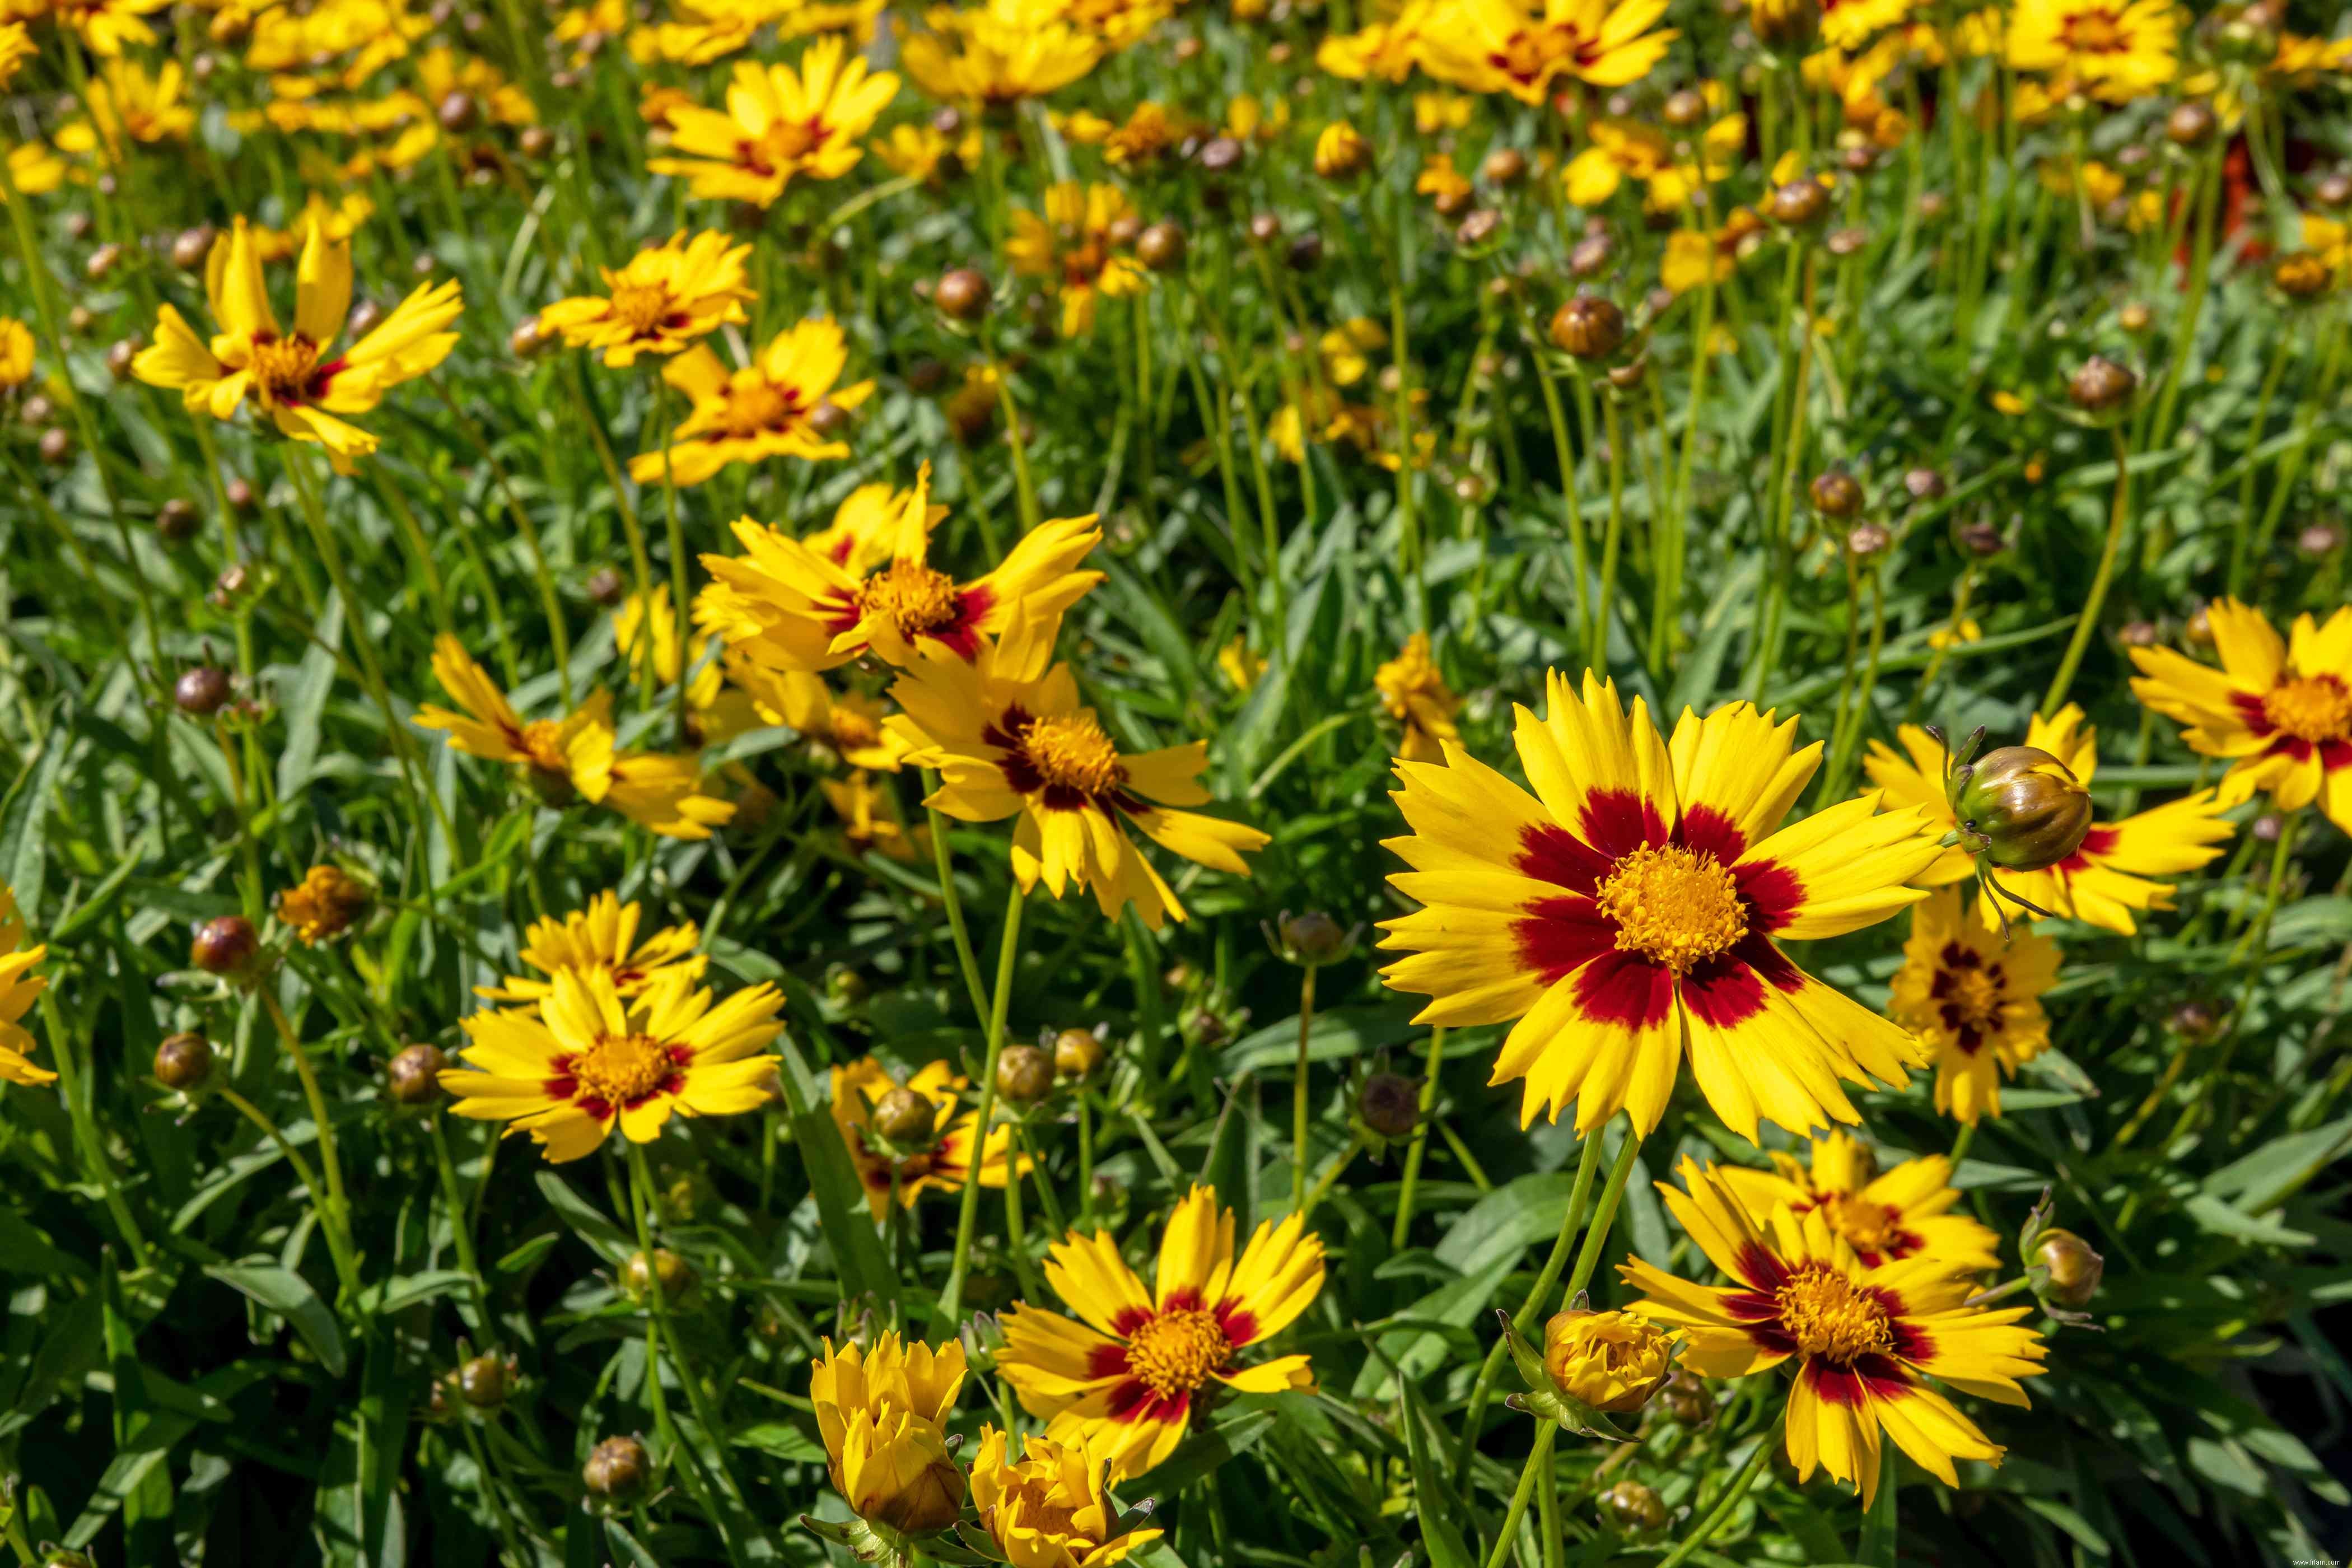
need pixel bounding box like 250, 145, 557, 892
440, 966, 781, 1161
475, 891, 706, 1006
1622, 1159, 2047, 1504
970, 1426, 1166, 1568
1861, 707, 2234, 933
130, 217, 462, 472
885, 613, 1270, 929
2005, 0, 2178, 101
1375, 632, 1462, 763
810, 1333, 969, 1537
647, 36, 899, 206
1889, 888, 2058, 1127
1417, 0, 1679, 105
1378, 673, 1940, 1141
698, 466, 1100, 673
276, 864, 369, 945
538, 231, 754, 367
1008, 183, 1149, 339
1716, 1130, 2001, 1270
900, 0, 1104, 109
997, 1185, 1324, 1480
2129, 600, 2352, 838
628, 318, 872, 486
830, 1056, 1021, 1219
413, 637, 735, 839
0, 883, 55, 1089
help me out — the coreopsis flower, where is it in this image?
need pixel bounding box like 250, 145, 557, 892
413, 637, 735, 839
0, 883, 55, 1089
440, 965, 781, 1160
1378, 674, 1940, 1141
615, 586, 762, 748
1375, 633, 1462, 764
1217, 638, 1263, 692
3, 141, 67, 202
475, 891, 706, 1006
276, 864, 369, 945
2005, 0, 2178, 101
1861, 709, 2233, 933
55, 57, 195, 160
25, 0, 169, 55
1890, 889, 2057, 1126
1562, 119, 1671, 207
130, 217, 461, 472
1717, 1130, 2001, 1270
1417, 0, 1679, 105
900, 0, 1104, 109
1622, 1159, 2047, 1504
249, 192, 374, 263
0, 21, 31, 86
970, 1426, 1165, 1568
885, 614, 1271, 929
1317, 4, 1436, 82
629, 318, 872, 486
1660, 206, 1765, 293
647, 36, 899, 206
998, 1185, 1324, 1480
726, 662, 904, 770
0, 318, 32, 386
872, 120, 981, 184
831, 1056, 1020, 1219
538, 231, 754, 367
824, 772, 926, 861
1060, 0, 1173, 47
699, 468, 1100, 672
2130, 600, 2352, 838
1541, 1307, 1674, 1412
1009, 183, 1149, 338
810, 1334, 968, 1537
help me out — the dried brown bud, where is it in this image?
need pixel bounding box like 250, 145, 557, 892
2069, 354, 2137, 413
1196, 136, 1244, 175
1569, 234, 1614, 278
1808, 470, 1864, 517
1904, 467, 1946, 500
172, 225, 217, 270
584, 1435, 650, 1501
1136, 221, 1188, 272
154, 1032, 214, 1091
437, 91, 479, 132
175, 665, 232, 716
1285, 232, 1323, 271
1767, 178, 1830, 227
387, 1043, 450, 1107
1481, 147, 1527, 186
226, 475, 257, 513
585, 566, 626, 606
2165, 101, 2216, 147
1359, 1072, 1420, 1138
1455, 209, 1501, 248
934, 268, 992, 322
1548, 294, 1626, 360
190, 914, 260, 977
1845, 521, 1891, 558
38, 427, 73, 466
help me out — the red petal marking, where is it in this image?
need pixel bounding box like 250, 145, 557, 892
1087, 1342, 1133, 1379
574, 1095, 613, 1121
1109, 1304, 1153, 1336
1215, 1301, 1259, 1346
1678, 950, 1767, 1028
1103, 1379, 1189, 1427
1732, 1241, 1793, 1295
1733, 856, 1804, 933
1677, 803, 1747, 865
1720, 1289, 1781, 1323
1865, 1227, 1926, 1266
2229, 689, 2274, 737
2055, 822, 2119, 872
1513, 822, 1612, 895
1803, 1354, 1916, 1406
2325, 739, 2352, 771
1161, 1287, 1204, 1313
1887, 1315, 1934, 1363
1512, 894, 1616, 986
1578, 787, 1670, 862
1570, 949, 1676, 1030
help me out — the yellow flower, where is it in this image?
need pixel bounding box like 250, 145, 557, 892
440, 964, 782, 1160
628, 317, 873, 486
1378, 675, 1939, 1141
130, 217, 461, 473
970, 1426, 1165, 1568
1718, 1128, 2003, 1267
1926, 617, 1981, 651
1418, 0, 1679, 105
1563, 118, 1669, 207
0, 883, 56, 1089
0, 21, 31, 87
648, 36, 899, 206
539, 231, 754, 368
698, 465, 1099, 673
250, 192, 374, 263
2, 141, 67, 202
54, 57, 194, 160
615, 585, 762, 748
1414, 88, 1472, 129
1059, 0, 1173, 47
1889, 889, 2059, 1126
276, 864, 369, 945
823, 771, 927, 861
1541, 1308, 1673, 1412
1317, 317, 1387, 386
811, 1333, 969, 1536
885, 611, 1270, 929
1660, 207, 1763, 293
475, 890, 707, 1006
901, 0, 1103, 109
31, 0, 169, 55
413, 636, 736, 840
1416, 152, 1472, 205
998, 1185, 1324, 1480
0, 317, 32, 388
725, 661, 905, 770
1317, 5, 1436, 83
1009, 182, 1149, 339
2005, 0, 2178, 101
1861, 709, 2234, 933
1217, 637, 1264, 692
1622, 1159, 2047, 1504
830, 1056, 1022, 1217
1375, 632, 1462, 763
1100, 101, 1182, 167
872, 120, 981, 183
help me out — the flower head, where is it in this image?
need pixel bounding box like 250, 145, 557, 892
130, 217, 462, 472
1861, 709, 2234, 932
1375, 632, 1461, 763
1716, 1130, 2001, 1268
1622, 1158, 2047, 1504
36, 0, 169, 55
901, 0, 1104, 109
628, 317, 872, 486
1889, 889, 2059, 1126
276, 864, 369, 945
57, 57, 194, 160
2006, 0, 2178, 100
823, 772, 927, 861
476, 890, 706, 1006
0, 883, 55, 1089
440, 965, 781, 1160
539, 231, 754, 367
647, 36, 899, 206
971, 1426, 1165, 1568
998, 1185, 1324, 1480
2129, 600, 2352, 839
1417, 0, 1679, 105
727, 662, 906, 771
811, 1333, 969, 1536
831, 1056, 1022, 1218
1009, 183, 1149, 339
1541, 1307, 1673, 1412
0, 317, 34, 388
1379, 673, 1940, 1141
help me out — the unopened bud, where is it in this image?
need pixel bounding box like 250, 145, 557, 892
1953, 746, 2093, 871
1767, 178, 1829, 227
2033, 1228, 2103, 1308
996, 1044, 1054, 1105
1548, 294, 1626, 360
1285, 232, 1323, 272
1662, 89, 1706, 129
2275, 253, 2332, 298
1599, 1478, 1668, 1532
584, 1434, 650, 1501
1136, 221, 1188, 272
156, 497, 201, 543
871, 1086, 939, 1147
1277, 910, 1354, 965
175, 664, 232, 716
1481, 147, 1527, 186
2069, 354, 2136, 413
191, 913, 260, 976
623, 1248, 694, 1302
388, 1043, 450, 1107
1845, 521, 1890, 558
1359, 1071, 1420, 1138
1053, 1028, 1104, 1080
437, 91, 478, 132
934, 268, 991, 321
456, 1354, 512, 1408
1809, 470, 1863, 517
1569, 234, 1614, 278
154, 1031, 214, 1090
2297, 521, 2344, 558
2165, 101, 2216, 148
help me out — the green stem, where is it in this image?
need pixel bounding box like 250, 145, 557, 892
1655, 1430, 1776, 1568
653, 380, 691, 746
429, 1114, 492, 1331
983, 338, 1042, 539
35, 991, 150, 1269
261, 988, 359, 1282
1593, 393, 1627, 673
220, 1086, 361, 1300
938, 883, 1027, 1328
1479, 1425, 1557, 1568
626, 1140, 748, 1506
1390, 1026, 1447, 1249
1292, 963, 1318, 1211
2040, 426, 2131, 718
924, 782, 990, 1022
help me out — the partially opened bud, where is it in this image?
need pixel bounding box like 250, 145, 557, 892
584, 1434, 651, 1502
2033, 1228, 2104, 1308
1953, 746, 2093, 870
1314, 121, 1370, 180
1541, 1308, 1673, 1413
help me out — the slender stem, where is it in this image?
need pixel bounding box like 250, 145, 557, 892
1001, 1115, 1041, 1299
1823, 564, 1888, 799
1302, 1134, 1365, 1220
429, 1114, 492, 1331
260, 988, 358, 1277
653, 380, 692, 746
1526, 312, 1589, 646
1479, 1425, 1557, 1568
1076, 1092, 1096, 1229
220, 1086, 361, 1299
2040, 426, 2131, 718
983, 338, 1042, 539
35, 992, 150, 1269
939, 884, 1028, 1328
1654, 1430, 1776, 1568
1563, 1130, 1644, 1300
1390, 1025, 1448, 1249
924, 782, 991, 1023
1592, 393, 1627, 673
1292, 963, 1318, 1211
626, 1140, 746, 1500
2146, 144, 2220, 454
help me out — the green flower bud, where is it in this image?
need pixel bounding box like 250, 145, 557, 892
2033, 1228, 2104, 1308
1952, 746, 2092, 871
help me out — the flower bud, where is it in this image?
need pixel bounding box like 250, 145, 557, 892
1598, 1479, 1668, 1532
1656, 1365, 1712, 1425
1541, 1308, 1673, 1413
1548, 294, 1625, 360
156, 497, 202, 543
2168, 999, 2224, 1042
808, 398, 852, 438
1277, 910, 1354, 965
2117, 619, 2158, 648
2297, 521, 2344, 559
2275, 253, 2332, 298
437, 91, 478, 132
2033, 1228, 2103, 1308
1845, 521, 1890, 559
86, 242, 123, 280
2317, 171, 2352, 209
584, 1434, 651, 1502
871, 1086, 939, 1147
1767, 177, 1829, 227
1957, 519, 2005, 556
1808, 469, 1863, 517
456, 1353, 513, 1409
1826, 224, 1868, 256
1952, 746, 2093, 871
1136, 221, 1188, 273
1247, 212, 1282, 245
934, 268, 991, 322
175, 664, 232, 716
1569, 234, 1614, 278
996, 1044, 1054, 1105
155, 1030, 214, 1091
1314, 121, 1369, 180
624, 1248, 694, 1303
38, 427, 73, 465
585, 566, 626, 607
1662, 88, 1706, 129
519, 127, 554, 160
1455, 209, 1501, 249
1196, 136, 1243, 176
1052, 1027, 1104, 1080
1285, 232, 1323, 272
1902, 466, 1945, 501
1359, 1071, 1420, 1138
1606, 359, 1645, 391
39, 1551, 96, 1568
2165, 101, 2216, 147
2117, 301, 2152, 333
2068, 354, 2136, 413
1481, 147, 1527, 187
388, 1042, 450, 1107
2185, 604, 2214, 646
190, 914, 260, 977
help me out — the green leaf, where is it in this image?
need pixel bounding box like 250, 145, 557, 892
0, 698, 71, 923
1196, 1072, 1256, 1235
1137, 1406, 1275, 1497
205, 1262, 348, 1378
534, 1172, 635, 1264
733, 1420, 827, 1463
773, 1039, 900, 1319
1856, 1455, 1897, 1567
278, 590, 346, 800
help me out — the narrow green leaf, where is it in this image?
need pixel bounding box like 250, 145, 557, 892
205, 1262, 348, 1378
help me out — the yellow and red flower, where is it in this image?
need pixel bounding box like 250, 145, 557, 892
830, 1056, 1023, 1219
0, 881, 55, 1089
631, 318, 872, 486
1889, 888, 2059, 1126
538, 230, 754, 367
1716, 1130, 2001, 1271
476, 891, 706, 1006
647, 35, 899, 206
